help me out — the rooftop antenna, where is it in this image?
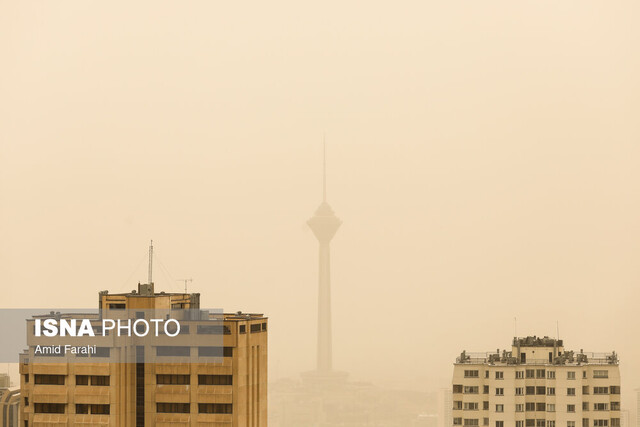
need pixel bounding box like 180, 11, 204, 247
322, 134, 327, 202
148, 240, 154, 284
177, 278, 193, 293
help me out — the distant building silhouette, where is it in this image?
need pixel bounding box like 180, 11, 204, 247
438, 388, 452, 427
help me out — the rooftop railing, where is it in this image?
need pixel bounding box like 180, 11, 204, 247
455, 351, 618, 366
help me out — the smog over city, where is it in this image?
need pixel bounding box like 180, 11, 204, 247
1, 1, 640, 426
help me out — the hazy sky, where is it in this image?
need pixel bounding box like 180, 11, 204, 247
1, 0, 640, 414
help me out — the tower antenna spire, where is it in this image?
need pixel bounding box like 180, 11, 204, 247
148, 240, 153, 284
323, 134, 327, 202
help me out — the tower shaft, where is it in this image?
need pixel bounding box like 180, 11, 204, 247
317, 241, 333, 371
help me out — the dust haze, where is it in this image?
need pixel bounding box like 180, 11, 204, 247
1, 0, 639, 423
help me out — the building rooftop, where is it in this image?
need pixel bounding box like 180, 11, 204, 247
455, 336, 618, 366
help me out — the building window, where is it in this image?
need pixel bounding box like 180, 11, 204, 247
24, 374, 29, 383
496, 372, 504, 380
568, 405, 576, 413
156, 375, 190, 385
536, 386, 546, 395
156, 403, 190, 413
156, 346, 190, 357
526, 370, 535, 379
593, 421, 608, 427
526, 420, 535, 427
454, 385, 463, 394
496, 405, 504, 413
496, 388, 504, 396
517, 422, 524, 427
484, 385, 490, 394
547, 404, 555, 412
483, 401, 489, 410
526, 387, 535, 395
454, 401, 463, 410
464, 420, 479, 426
516, 387, 524, 396
91, 404, 110, 415
465, 370, 479, 378
567, 388, 576, 396
484, 419, 489, 426
94, 347, 111, 358
593, 370, 608, 379
568, 422, 576, 427
547, 388, 555, 396
34, 375, 65, 385
583, 386, 589, 395
91, 375, 110, 386
197, 346, 233, 357
464, 386, 479, 394
77, 404, 110, 415
611, 402, 620, 411
496, 422, 504, 427
583, 419, 589, 427
611, 420, 620, 427
516, 404, 524, 412
547, 371, 555, 380
197, 325, 224, 335
594, 403, 609, 411
198, 375, 233, 386
34, 403, 65, 414
537, 420, 546, 427
516, 371, 524, 379
464, 403, 479, 411
536, 370, 546, 379
537, 403, 546, 412
567, 372, 576, 380
583, 403, 589, 411
454, 418, 463, 425
198, 403, 232, 414
76, 375, 89, 386
24, 397, 29, 406
526, 403, 536, 412
610, 386, 621, 395
548, 422, 556, 427
486, 371, 490, 379
593, 387, 609, 395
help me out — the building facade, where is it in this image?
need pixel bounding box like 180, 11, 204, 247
452, 336, 621, 427
1, 384, 20, 427
19, 283, 268, 426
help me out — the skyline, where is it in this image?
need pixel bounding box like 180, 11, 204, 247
2, 0, 640, 424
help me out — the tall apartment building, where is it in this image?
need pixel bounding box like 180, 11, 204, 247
19, 282, 268, 426
452, 336, 620, 427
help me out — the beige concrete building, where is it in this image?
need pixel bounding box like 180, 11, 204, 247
1, 383, 20, 427
19, 283, 268, 426
452, 336, 621, 427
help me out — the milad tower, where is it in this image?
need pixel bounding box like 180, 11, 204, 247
303, 143, 347, 384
